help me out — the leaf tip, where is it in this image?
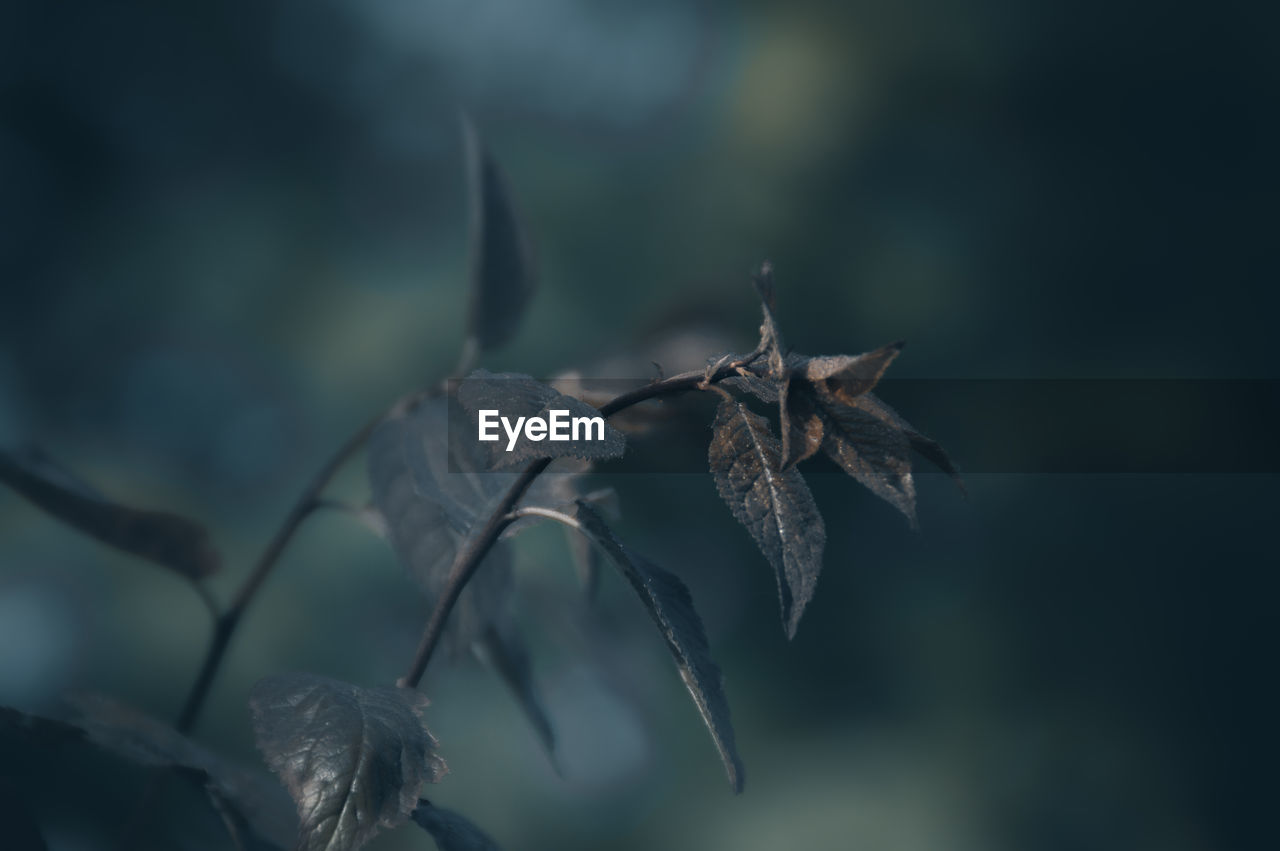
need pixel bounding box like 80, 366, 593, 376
752, 261, 776, 308
783, 607, 802, 641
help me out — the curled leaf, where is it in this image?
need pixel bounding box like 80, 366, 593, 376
709, 397, 826, 638
779, 343, 902, 470
249, 673, 446, 851
566, 502, 744, 793
800, 342, 903, 406
474, 623, 559, 773
903, 420, 964, 489
412, 799, 502, 851
462, 116, 536, 354
0, 445, 219, 580
809, 391, 921, 526
779, 376, 824, 470
782, 385, 962, 526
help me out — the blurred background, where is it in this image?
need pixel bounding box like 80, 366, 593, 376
1, 1, 1276, 849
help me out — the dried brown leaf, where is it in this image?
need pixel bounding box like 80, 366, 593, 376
801, 341, 904, 406
779, 375, 823, 470
816, 392, 920, 527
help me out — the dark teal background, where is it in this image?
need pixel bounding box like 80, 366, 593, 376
1, 2, 1275, 849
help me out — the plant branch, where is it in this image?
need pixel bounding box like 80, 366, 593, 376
398, 461, 546, 689
399, 360, 747, 688
191, 580, 221, 624
176, 413, 383, 733
507, 505, 581, 529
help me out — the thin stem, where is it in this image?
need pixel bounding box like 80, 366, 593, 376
453, 336, 480, 381
400, 360, 746, 688
399, 460, 548, 689
175, 413, 383, 733
506, 505, 581, 528
596, 369, 707, 417
190, 579, 221, 624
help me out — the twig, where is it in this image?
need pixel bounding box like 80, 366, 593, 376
398, 462, 546, 689
507, 505, 580, 528
175, 413, 383, 732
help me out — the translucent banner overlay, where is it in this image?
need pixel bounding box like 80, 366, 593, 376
444, 378, 1279, 474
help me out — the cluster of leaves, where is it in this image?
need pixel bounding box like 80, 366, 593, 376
712, 265, 963, 636
0, 119, 958, 851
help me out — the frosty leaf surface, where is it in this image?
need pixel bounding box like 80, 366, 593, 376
249, 673, 445, 851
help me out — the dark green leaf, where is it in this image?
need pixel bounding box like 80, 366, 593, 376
367, 398, 516, 654
0, 777, 48, 851
568, 502, 744, 793
412, 799, 502, 851
367, 393, 617, 767
67, 693, 296, 848
368, 396, 592, 653
0, 445, 220, 580
1, 700, 294, 850
559, 487, 615, 600
203, 780, 290, 851
249, 673, 446, 851
708, 397, 826, 639
565, 518, 601, 599
474, 623, 559, 774
462, 117, 535, 354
